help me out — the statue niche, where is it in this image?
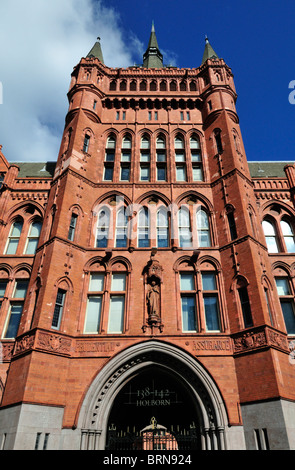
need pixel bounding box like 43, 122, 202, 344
144, 258, 163, 333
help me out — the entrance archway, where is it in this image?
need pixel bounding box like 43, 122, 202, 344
78, 340, 228, 450
106, 366, 201, 450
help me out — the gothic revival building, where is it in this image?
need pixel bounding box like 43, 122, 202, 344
0, 26, 295, 450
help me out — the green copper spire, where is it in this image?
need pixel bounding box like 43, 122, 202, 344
143, 22, 163, 68
202, 36, 219, 64
87, 37, 104, 63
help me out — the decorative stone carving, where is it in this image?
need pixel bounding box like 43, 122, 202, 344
36, 331, 72, 355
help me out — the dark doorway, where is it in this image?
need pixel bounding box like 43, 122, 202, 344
106, 367, 201, 450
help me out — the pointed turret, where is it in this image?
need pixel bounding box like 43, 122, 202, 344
87, 37, 104, 63
143, 22, 163, 68
202, 36, 219, 64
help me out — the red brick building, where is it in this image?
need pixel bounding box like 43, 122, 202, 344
0, 27, 295, 450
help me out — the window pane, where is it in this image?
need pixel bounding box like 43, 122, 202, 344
0, 280, 8, 297
181, 296, 196, 331
157, 166, 166, 181
89, 273, 104, 291
141, 137, 150, 149
108, 296, 124, 333
262, 220, 275, 235
25, 238, 39, 255
281, 220, 293, 235
175, 137, 184, 149
157, 229, 169, 247
175, 152, 185, 162
122, 137, 131, 149
276, 278, 290, 296
285, 237, 295, 253
111, 274, 126, 291
157, 151, 166, 162
138, 230, 149, 247
14, 280, 28, 298
140, 166, 150, 180
204, 296, 220, 331
6, 239, 19, 255
281, 301, 295, 334
11, 221, 23, 237
180, 273, 194, 291
120, 166, 130, 180
192, 166, 203, 181
176, 166, 186, 181
104, 166, 113, 181
84, 296, 102, 333
30, 222, 42, 237
156, 137, 165, 149
4, 303, 23, 338
265, 236, 279, 253
202, 273, 216, 291
190, 137, 200, 149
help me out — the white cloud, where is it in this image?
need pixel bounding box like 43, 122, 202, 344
0, 0, 141, 162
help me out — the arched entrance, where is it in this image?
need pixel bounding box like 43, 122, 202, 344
78, 340, 228, 450
106, 366, 201, 450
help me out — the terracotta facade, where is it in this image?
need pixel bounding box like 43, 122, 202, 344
0, 31, 295, 450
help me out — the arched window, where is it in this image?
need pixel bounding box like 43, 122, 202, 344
178, 206, 191, 248
96, 208, 110, 248
196, 209, 211, 247
157, 208, 169, 248
24, 220, 42, 254
214, 129, 223, 154
190, 135, 203, 181
275, 268, 295, 335
140, 135, 150, 181
84, 263, 128, 334
262, 220, 279, 253
280, 219, 295, 252
115, 208, 128, 248
225, 206, 237, 241
68, 212, 78, 242
83, 134, 90, 153
138, 207, 149, 248
5, 219, 23, 255
236, 277, 253, 328
178, 262, 222, 333
156, 135, 166, 181
175, 135, 186, 182
120, 135, 131, 181
3, 277, 29, 339
104, 135, 116, 181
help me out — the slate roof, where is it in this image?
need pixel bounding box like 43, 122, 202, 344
10, 161, 293, 180
248, 161, 294, 178
12, 162, 56, 178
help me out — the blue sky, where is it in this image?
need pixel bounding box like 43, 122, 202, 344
0, 0, 294, 163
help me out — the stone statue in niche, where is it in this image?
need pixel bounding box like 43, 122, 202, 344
146, 276, 160, 321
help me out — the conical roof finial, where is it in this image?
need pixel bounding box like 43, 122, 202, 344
202, 35, 218, 64
143, 22, 163, 68
87, 36, 104, 63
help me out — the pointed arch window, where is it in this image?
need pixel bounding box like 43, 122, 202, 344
83, 134, 90, 153
120, 135, 131, 181
68, 213, 78, 242
24, 220, 42, 254
202, 272, 220, 331
5, 219, 23, 255
96, 208, 110, 248
140, 135, 150, 181
3, 279, 29, 339
156, 135, 166, 181
190, 135, 203, 181
157, 208, 169, 248
275, 275, 295, 335
197, 209, 211, 247
52, 288, 66, 330
104, 135, 116, 181
175, 135, 186, 181
280, 219, 295, 252
115, 207, 128, 248
262, 220, 279, 253
138, 207, 150, 247
214, 129, 223, 154
236, 278, 253, 328
178, 206, 191, 248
